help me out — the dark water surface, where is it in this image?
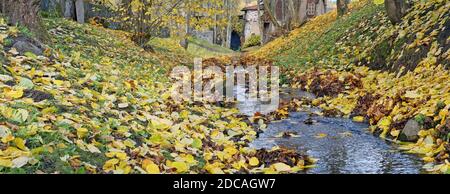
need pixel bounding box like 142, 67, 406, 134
236, 87, 425, 174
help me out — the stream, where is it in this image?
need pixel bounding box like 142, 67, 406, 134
235, 87, 425, 174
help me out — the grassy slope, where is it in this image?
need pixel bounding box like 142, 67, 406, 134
45, 18, 194, 80
253, 0, 449, 73
0, 17, 177, 173
252, 0, 382, 70
0, 16, 311, 174
149, 37, 236, 59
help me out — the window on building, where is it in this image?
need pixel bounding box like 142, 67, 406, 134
307, 2, 316, 16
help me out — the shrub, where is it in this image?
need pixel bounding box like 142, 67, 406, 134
243, 35, 261, 48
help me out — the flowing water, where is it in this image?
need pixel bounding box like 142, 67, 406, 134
235, 87, 425, 174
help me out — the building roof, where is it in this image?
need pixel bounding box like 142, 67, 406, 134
241, 5, 261, 11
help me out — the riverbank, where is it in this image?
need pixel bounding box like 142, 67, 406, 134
248, 0, 449, 173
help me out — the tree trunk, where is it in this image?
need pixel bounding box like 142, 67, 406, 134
316, 0, 325, 15
385, 0, 409, 24
180, 2, 191, 50
1, 0, 6, 14
75, 0, 85, 23
3, 0, 48, 41
298, 0, 308, 24
281, 0, 286, 28
286, 0, 296, 30
225, 0, 232, 49
257, 0, 264, 45
213, 13, 218, 44
337, 0, 349, 17
263, 0, 281, 30
63, 0, 75, 19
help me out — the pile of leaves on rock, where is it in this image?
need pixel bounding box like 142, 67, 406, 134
272, 0, 449, 173
0, 17, 315, 174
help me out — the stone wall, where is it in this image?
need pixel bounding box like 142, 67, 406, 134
192, 30, 214, 44
40, 0, 120, 28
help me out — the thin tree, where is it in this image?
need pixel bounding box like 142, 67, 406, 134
337, 0, 349, 17
180, 0, 191, 49
257, 0, 264, 45
263, 0, 282, 30
225, 0, 233, 48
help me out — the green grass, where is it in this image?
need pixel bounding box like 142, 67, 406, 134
272, 3, 384, 70
149, 37, 236, 59
188, 37, 236, 58
242, 45, 262, 53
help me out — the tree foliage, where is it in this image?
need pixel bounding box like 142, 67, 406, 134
92, 0, 240, 48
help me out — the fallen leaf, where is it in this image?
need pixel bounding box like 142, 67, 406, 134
0, 159, 13, 168
77, 128, 89, 138
315, 133, 328, 139
142, 159, 160, 174
272, 162, 291, 172
86, 144, 101, 153
18, 77, 34, 90
5, 89, 24, 99
169, 161, 188, 173
12, 156, 30, 168
404, 91, 420, 99
352, 116, 365, 123
249, 157, 259, 167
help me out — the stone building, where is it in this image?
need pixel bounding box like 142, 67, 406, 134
241, 0, 330, 43
242, 5, 261, 42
